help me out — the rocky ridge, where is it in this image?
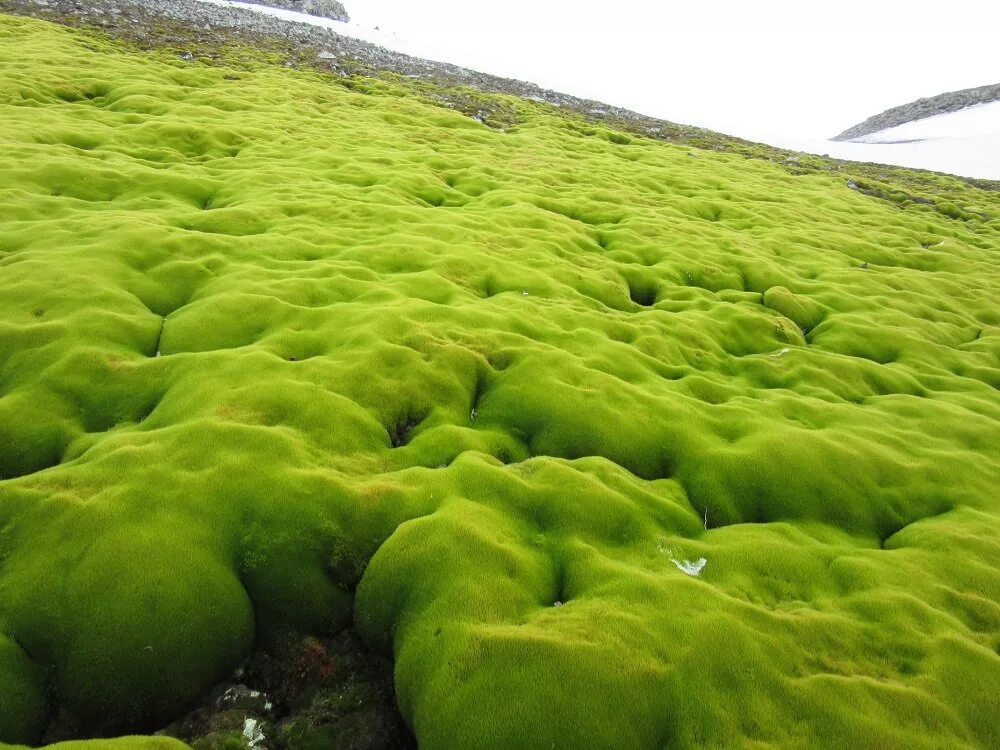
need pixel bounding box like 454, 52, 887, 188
833, 82, 1000, 141
252, 0, 349, 23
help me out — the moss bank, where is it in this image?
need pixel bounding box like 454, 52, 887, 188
0, 14, 998, 749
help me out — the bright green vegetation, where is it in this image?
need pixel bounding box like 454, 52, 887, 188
4, 739, 187, 750
1, 13, 999, 750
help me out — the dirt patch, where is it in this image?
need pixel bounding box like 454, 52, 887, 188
160, 629, 415, 750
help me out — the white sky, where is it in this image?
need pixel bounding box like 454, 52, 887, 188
339, 0, 1000, 142
218, 0, 1000, 176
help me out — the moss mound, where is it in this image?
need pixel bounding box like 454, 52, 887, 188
0, 14, 998, 749
2, 738, 188, 750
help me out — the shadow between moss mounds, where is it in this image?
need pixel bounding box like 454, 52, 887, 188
37, 629, 414, 750
0, 8, 998, 750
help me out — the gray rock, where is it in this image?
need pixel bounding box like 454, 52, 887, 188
832, 83, 1000, 141
253, 0, 349, 23
215, 684, 271, 713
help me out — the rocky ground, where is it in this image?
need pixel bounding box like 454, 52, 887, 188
159, 630, 414, 750
833, 82, 1000, 141
6, 0, 999, 192
0, 0, 728, 145
37, 628, 414, 749
253, 0, 349, 23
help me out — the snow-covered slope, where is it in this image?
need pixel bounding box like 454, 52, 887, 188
851, 100, 1000, 144
832, 83, 1000, 141
779, 101, 1000, 180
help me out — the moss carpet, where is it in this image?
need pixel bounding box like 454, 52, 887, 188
0, 13, 999, 749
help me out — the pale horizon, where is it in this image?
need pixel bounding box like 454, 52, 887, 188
337, 0, 1000, 143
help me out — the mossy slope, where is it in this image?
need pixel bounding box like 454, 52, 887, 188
2, 738, 187, 750
0, 14, 998, 749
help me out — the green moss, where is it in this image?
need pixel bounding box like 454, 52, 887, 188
1, 737, 190, 750
0, 634, 48, 743
0, 12, 998, 749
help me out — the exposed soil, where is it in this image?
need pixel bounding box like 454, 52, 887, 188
159, 630, 415, 750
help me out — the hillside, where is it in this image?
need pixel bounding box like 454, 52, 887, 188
0, 12, 999, 750
833, 82, 1000, 141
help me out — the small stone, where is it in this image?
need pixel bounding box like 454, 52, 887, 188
216, 684, 270, 713
243, 718, 265, 749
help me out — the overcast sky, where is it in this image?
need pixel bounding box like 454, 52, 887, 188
336, 0, 1000, 143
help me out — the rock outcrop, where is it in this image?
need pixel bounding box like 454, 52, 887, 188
833, 82, 1000, 141
255, 0, 348, 23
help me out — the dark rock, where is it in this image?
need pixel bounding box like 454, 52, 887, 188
215, 684, 272, 713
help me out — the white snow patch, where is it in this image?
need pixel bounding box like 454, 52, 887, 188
243, 718, 265, 748
197, 0, 435, 59
852, 101, 1000, 144
781, 100, 1000, 180
657, 542, 708, 577
671, 557, 708, 577
190, 1, 1000, 180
